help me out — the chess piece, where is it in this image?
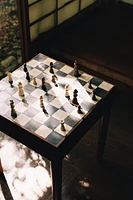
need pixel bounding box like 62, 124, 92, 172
10, 100, 17, 117
65, 84, 70, 100
88, 80, 93, 89
60, 120, 66, 131
92, 90, 97, 101
6, 71, 13, 87
18, 82, 25, 98
26, 71, 30, 82
33, 77, 37, 86
40, 96, 48, 114
23, 63, 28, 72
73, 60, 80, 77
77, 105, 83, 114
52, 75, 58, 87
42, 77, 47, 92
72, 89, 79, 105
40, 95, 44, 109
50, 62, 54, 74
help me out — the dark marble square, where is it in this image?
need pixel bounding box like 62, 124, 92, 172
44, 117, 60, 130
24, 119, 41, 132
34, 54, 47, 62
23, 106, 39, 118
78, 79, 87, 87
60, 102, 75, 113
46, 104, 58, 115
43, 93, 55, 103
80, 100, 94, 111
65, 114, 79, 127
25, 95, 38, 105
54, 61, 64, 70
90, 77, 103, 86
95, 87, 107, 97
46, 131, 64, 145
24, 84, 35, 93
56, 70, 67, 77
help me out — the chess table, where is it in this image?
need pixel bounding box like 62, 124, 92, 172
0, 53, 115, 200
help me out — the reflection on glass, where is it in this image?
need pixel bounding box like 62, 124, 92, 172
0, 0, 22, 79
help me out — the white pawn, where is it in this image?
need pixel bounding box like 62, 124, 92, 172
65, 84, 70, 100
60, 120, 66, 131
40, 96, 44, 109
33, 77, 37, 86
18, 82, 25, 98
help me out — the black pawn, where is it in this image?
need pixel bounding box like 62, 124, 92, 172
23, 63, 28, 72
88, 80, 93, 89
50, 62, 54, 74
42, 77, 47, 92
92, 90, 97, 101
26, 71, 30, 82
77, 105, 83, 114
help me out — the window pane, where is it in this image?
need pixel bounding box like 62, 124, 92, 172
30, 14, 55, 41
81, 0, 97, 10
58, 0, 75, 8
58, 1, 79, 24
29, 0, 56, 24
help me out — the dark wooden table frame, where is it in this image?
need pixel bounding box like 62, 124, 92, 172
0, 84, 115, 200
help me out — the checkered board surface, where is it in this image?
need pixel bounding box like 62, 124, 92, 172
0, 53, 114, 147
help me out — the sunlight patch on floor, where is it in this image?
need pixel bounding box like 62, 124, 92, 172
0, 133, 51, 200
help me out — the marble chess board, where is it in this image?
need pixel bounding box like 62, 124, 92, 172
0, 53, 114, 146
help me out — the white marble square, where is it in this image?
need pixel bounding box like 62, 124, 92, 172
35, 125, 52, 139
13, 114, 30, 126
33, 112, 50, 124
99, 81, 113, 91
0, 80, 10, 91
29, 68, 42, 77
12, 91, 29, 101
42, 58, 56, 66
50, 97, 66, 109
0, 91, 11, 103
52, 109, 69, 121
15, 101, 29, 113
48, 86, 63, 97
30, 88, 45, 98
12, 69, 24, 78
27, 59, 40, 68
60, 65, 73, 74
63, 75, 77, 84
79, 73, 93, 82
0, 103, 9, 115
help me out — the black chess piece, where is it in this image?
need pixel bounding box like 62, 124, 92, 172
26, 71, 30, 82
92, 90, 97, 101
42, 77, 47, 92
73, 60, 80, 77
23, 63, 28, 72
50, 62, 54, 74
77, 105, 83, 114
72, 89, 79, 105
10, 100, 17, 118
88, 80, 93, 89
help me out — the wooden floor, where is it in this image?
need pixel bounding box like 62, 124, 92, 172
0, 88, 133, 200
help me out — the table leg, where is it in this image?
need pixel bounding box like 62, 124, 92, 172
50, 159, 62, 200
97, 107, 111, 162
0, 159, 3, 174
